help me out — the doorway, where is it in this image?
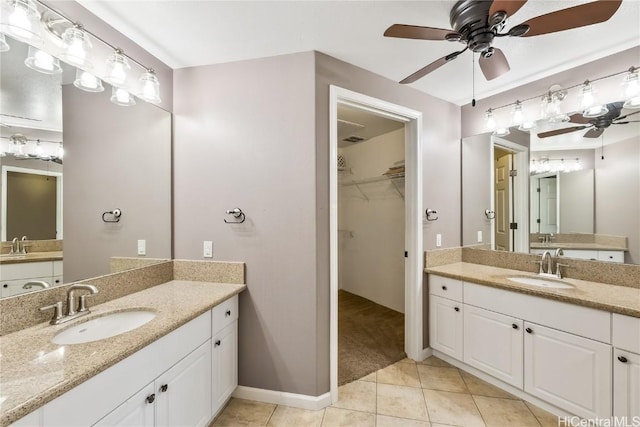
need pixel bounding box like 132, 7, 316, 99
329, 86, 423, 403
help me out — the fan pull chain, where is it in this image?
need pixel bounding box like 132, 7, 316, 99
471, 53, 476, 107
601, 135, 605, 160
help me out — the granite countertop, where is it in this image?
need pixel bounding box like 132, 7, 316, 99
0, 251, 63, 265
426, 262, 639, 318
0, 280, 246, 425
529, 242, 627, 251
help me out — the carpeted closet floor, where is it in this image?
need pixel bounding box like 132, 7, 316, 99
338, 290, 405, 385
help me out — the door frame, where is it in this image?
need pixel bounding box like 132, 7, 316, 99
329, 86, 423, 403
1, 165, 63, 241
490, 137, 528, 253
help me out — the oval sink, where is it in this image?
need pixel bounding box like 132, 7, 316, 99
52, 310, 156, 345
507, 276, 574, 289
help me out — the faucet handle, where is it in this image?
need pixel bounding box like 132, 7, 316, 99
555, 263, 570, 279
40, 302, 63, 325
77, 293, 96, 312
532, 260, 544, 274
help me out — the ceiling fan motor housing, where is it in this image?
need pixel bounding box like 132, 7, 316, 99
450, 0, 497, 53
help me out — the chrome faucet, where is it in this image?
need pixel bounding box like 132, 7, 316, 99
40, 284, 99, 325
540, 251, 553, 275
19, 236, 28, 254
8, 237, 18, 255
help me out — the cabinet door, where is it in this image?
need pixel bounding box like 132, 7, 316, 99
524, 322, 611, 419
156, 340, 213, 427
429, 295, 463, 360
464, 305, 523, 388
94, 383, 155, 427
212, 321, 238, 414
613, 350, 640, 419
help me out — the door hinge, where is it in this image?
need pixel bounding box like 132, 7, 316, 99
509, 169, 518, 177
536, 219, 540, 224
404, 251, 408, 258
536, 187, 541, 193
510, 222, 518, 230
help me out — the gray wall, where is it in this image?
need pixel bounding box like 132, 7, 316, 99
462, 133, 492, 246
559, 169, 594, 233
173, 50, 461, 397
595, 136, 640, 264
63, 85, 172, 282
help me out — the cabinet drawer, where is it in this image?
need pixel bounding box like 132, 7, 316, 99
613, 314, 640, 354
0, 261, 52, 280
464, 282, 611, 343
53, 261, 63, 276
563, 250, 598, 261
429, 275, 463, 302
597, 251, 624, 263
212, 295, 238, 334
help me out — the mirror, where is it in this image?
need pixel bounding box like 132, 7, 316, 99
0, 35, 172, 298
462, 109, 639, 265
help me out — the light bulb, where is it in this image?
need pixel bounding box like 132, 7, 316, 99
110, 87, 136, 106
57, 142, 64, 159
0, 0, 42, 44
73, 69, 104, 92
558, 159, 566, 172
24, 46, 62, 75
511, 101, 524, 126
518, 121, 534, 132
138, 69, 161, 104
105, 49, 130, 85
623, 69, 640, 109
573, 159, 581, 171
35, 140, 43, 157
494, 127, 510, 137
485, 109, 496, 131
580, 82, 595, 109
61, 26, 92, 68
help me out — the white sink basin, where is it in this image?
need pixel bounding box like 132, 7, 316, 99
507, 276, 574, 289
52, 310, 156, 345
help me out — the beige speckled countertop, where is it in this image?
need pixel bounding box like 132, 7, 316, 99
0, 280, 246, 426
426, 262, 639, 318
529, 243, 627, 251
0, 251, 63, 265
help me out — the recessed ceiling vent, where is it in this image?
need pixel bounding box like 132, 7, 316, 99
343, 135, 365, 143
338, 119, 366, 145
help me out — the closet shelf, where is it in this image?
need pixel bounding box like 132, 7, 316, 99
340, 173, 405, 201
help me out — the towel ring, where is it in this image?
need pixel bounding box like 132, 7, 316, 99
426, 208, 438, 221
224, 208, 246, 224
102, 208, 122, 223
485, 209, 495, 220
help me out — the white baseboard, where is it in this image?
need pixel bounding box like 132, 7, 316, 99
416, 347, 433, 362
232, 386, 332, 411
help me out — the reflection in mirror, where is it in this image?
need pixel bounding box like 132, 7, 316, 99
0, 35, 171, 298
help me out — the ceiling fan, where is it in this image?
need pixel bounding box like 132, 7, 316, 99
384, 0, 622, 84
537, 102, 640, 139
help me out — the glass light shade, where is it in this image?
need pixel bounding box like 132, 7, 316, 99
580, 82, 608, 118
0, 33, 10, 52
582, 105, 609, 118
110, 86, 136, 107
60, 26, 92, 68
557, 159, 566, 172
24, 46, 62, 74
511, 102, 524, 126
105, 50, 130, 85
518, 121, 534, 132
73, 69, 104, 92
10, 133, 28, 158
34, 140, 43, 157
57, 142, 64, 159
138, 70, 161, 104
573, 158, 581, 171
623, 70, 640, 109
494, 127, 510, 137
485, 110, 496, 131
0, 0, 42, 44
545, 93, 568, 123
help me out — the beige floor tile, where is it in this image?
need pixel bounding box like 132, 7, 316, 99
266, 406, 325, 427
460, 371, 518, 399
423, 389, 486, 427
431, 424, 457, 427
376, 414, 431, 427
417, 365, 468, 393
473, 396, 541, 427
360, 371, 377, 382
377, 383, 429, 422
321, 407, 375, 427
398, 358, 417, 364
332, 380, 376, 413
417, 356, 453, 368
377, 361, 421, 387
525, 402, 560, 427
213, 398, 276, 427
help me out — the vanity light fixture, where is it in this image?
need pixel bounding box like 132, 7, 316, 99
34, 139, 44, 157
9, 133, 28, 158
57, 142, 64, 159
511, 101, 524, 126
138, 69, 161, 104
73, 69, 104, 93
0, 0, 43, 45
110, 86, 136, 107
485, 109, 496, 131
542, 88, 569, 123
104, 48, 130, 85
60, 23, 92, 68
518, 121, 534, 132
622, 67, 640, 109
494, 127, 510, 137
573, 158, 581, 171
0, 33, 9, 52
24, 45, 61, 74
580, 81, 608, 118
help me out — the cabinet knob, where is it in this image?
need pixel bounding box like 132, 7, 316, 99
160, 384, 168, 393
442, 286, 447, 291
525, 327, 533, 334
512, 323, 519, 330
454, 307, 460, 312
226, 310, 231, 317
146, 394, 156, 404
215, 340, 221, 347
2, 284, 7, 288
618, 356, 628, 363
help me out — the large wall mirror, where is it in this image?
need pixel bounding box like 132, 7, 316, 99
462, 106, 639, 265
0, 34, 172, 298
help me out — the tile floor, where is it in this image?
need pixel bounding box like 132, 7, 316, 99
212, 356, 559, 427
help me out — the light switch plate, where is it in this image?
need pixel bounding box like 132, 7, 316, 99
203, 241, 213, 258
436, 234, 442, 247
137, 239, 146, 256
477, 230, 483, 243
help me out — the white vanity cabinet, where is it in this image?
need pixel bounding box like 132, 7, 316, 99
612, 314, 640, 419
0, 260, 63, 297
428, 276, 463, 360
211, 295, 239, 415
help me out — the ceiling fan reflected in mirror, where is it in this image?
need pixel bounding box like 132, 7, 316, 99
537, 102, 640, 139
385, 0, 622, 84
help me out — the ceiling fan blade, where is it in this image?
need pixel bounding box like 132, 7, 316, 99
399, 49, 466, 84
519, 0, 622, 37
616, 110, 640, 121
584, 128, 605, 138
613, 120, 640, 124
384, 24, 460, 41
479, 48, 510, 80
537, 125, 590, 138
489, 0, 528, 19
568, 113, 592, 125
